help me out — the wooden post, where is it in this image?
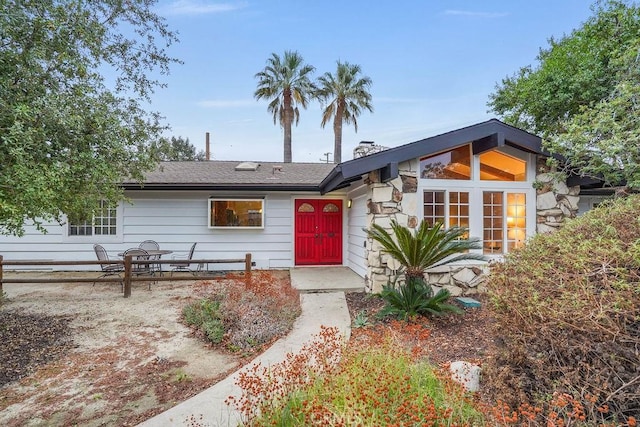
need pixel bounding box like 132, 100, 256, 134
123, 255, 132, 298
0, 255, 3, 294
245, 253, 252, 274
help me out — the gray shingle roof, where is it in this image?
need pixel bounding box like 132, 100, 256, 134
122, 161, 337, 190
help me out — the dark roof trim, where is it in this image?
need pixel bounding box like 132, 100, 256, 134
472, 132, 503, 155
320, 119, 544, 193
122, 183, 325, 192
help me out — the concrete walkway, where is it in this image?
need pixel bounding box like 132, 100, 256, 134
139, 267, 361, 427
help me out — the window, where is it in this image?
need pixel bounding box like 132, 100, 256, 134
423, 190, 469, 228
420, 145, 471, 180
209, 199, 264, 228
483, 191, 526, 254
68, 201, 117, 236
479, 150, 526, 181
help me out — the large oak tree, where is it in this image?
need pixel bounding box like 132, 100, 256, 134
488, 0, 640, 188
0, 0, 180, 235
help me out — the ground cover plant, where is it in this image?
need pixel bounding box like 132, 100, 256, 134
484, 194, 640, 421
227, 326, 485, 426
182, 270, 301, 354
229, 296, 638, 426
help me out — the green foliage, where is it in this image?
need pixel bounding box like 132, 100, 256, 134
378, 277, 463, 320
182, 298, 225, 344
151, 136, 206, 161
254, 51, 316, 163
484, 194, 640, 419
182, 271, 301, 352
173, 368, 192, 383
366, 220, 485, 280
315, 61, 373, 163
352, 310, 370, 328
488, 0, 640, 189
202, 319, 225, 343
0, 0, 180, 236
232, 327, 484, 426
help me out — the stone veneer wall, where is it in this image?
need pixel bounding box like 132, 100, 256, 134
364, 160, 418, 293
534, 158, 580, 233
363, 157, 579, 294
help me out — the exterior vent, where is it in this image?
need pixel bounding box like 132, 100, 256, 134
235, 162, 260, 171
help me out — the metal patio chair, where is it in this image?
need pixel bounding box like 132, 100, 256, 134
122, 247, 154, 290
169, 242, 199, 276
93, 244, 124, 290
139, 239, 162, 275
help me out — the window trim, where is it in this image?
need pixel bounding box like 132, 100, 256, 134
208, 198, 265, 229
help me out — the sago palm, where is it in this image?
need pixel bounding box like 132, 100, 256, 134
367, 220, 486, 280
316, 61, 373, 163
254, 51, 315, 163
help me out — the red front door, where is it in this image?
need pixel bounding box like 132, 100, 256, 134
295, 199, 343, 265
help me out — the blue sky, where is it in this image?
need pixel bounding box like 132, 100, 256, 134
150, 0, 595, 163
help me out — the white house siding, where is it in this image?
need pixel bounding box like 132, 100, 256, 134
346, 183, 368, 277
577, 195, 611, 216
121, 190, 298, 271
0, 190, 317, 271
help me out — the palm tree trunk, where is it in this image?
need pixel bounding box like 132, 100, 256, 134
333, 104, 344, 164
283, 89, 293, 163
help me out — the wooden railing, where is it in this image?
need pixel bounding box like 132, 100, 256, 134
0, 253, 252, 298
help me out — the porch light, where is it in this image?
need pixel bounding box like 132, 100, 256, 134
347, 199, 352, 208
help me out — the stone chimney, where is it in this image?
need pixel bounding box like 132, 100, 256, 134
353, 141, 389, 159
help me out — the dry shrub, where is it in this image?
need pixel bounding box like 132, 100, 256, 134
484, 195, 640, 419
186, 271, 301, 353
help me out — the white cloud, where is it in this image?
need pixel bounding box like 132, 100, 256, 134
197, 99, 255, 108
163, 1, 247, 16
444, 9, 509, 18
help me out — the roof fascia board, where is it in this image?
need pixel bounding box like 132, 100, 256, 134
122, 184, 323, 192
380, 162, 399, 182
472, 132, 503, 155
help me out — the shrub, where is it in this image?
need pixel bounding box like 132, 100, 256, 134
228, 326, 484, 426
484, 195, 640, 420
182, 298, 224, 344
183, 271, 301, 352
378, 276, 462, 320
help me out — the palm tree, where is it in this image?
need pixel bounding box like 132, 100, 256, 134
366, 220, 486, 281
254, 51, 316, 163
316, 61, 373, 163
367, 220, 486, 319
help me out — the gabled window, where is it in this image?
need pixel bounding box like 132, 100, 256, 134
68, 201, 117, 236
479, 150, 526, 181
420, 145, 471, 180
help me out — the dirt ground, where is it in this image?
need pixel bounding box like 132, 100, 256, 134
0, 272, 246, 427
0, 272, 496, 427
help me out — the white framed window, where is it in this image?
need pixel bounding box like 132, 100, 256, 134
423, 190, 470, 229
482, 191, 527, 254
420, 145, 472, 180
208, 198, 264, 229
68, 201, 118, 236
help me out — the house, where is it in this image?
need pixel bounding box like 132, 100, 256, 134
0, 119, 610, 294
